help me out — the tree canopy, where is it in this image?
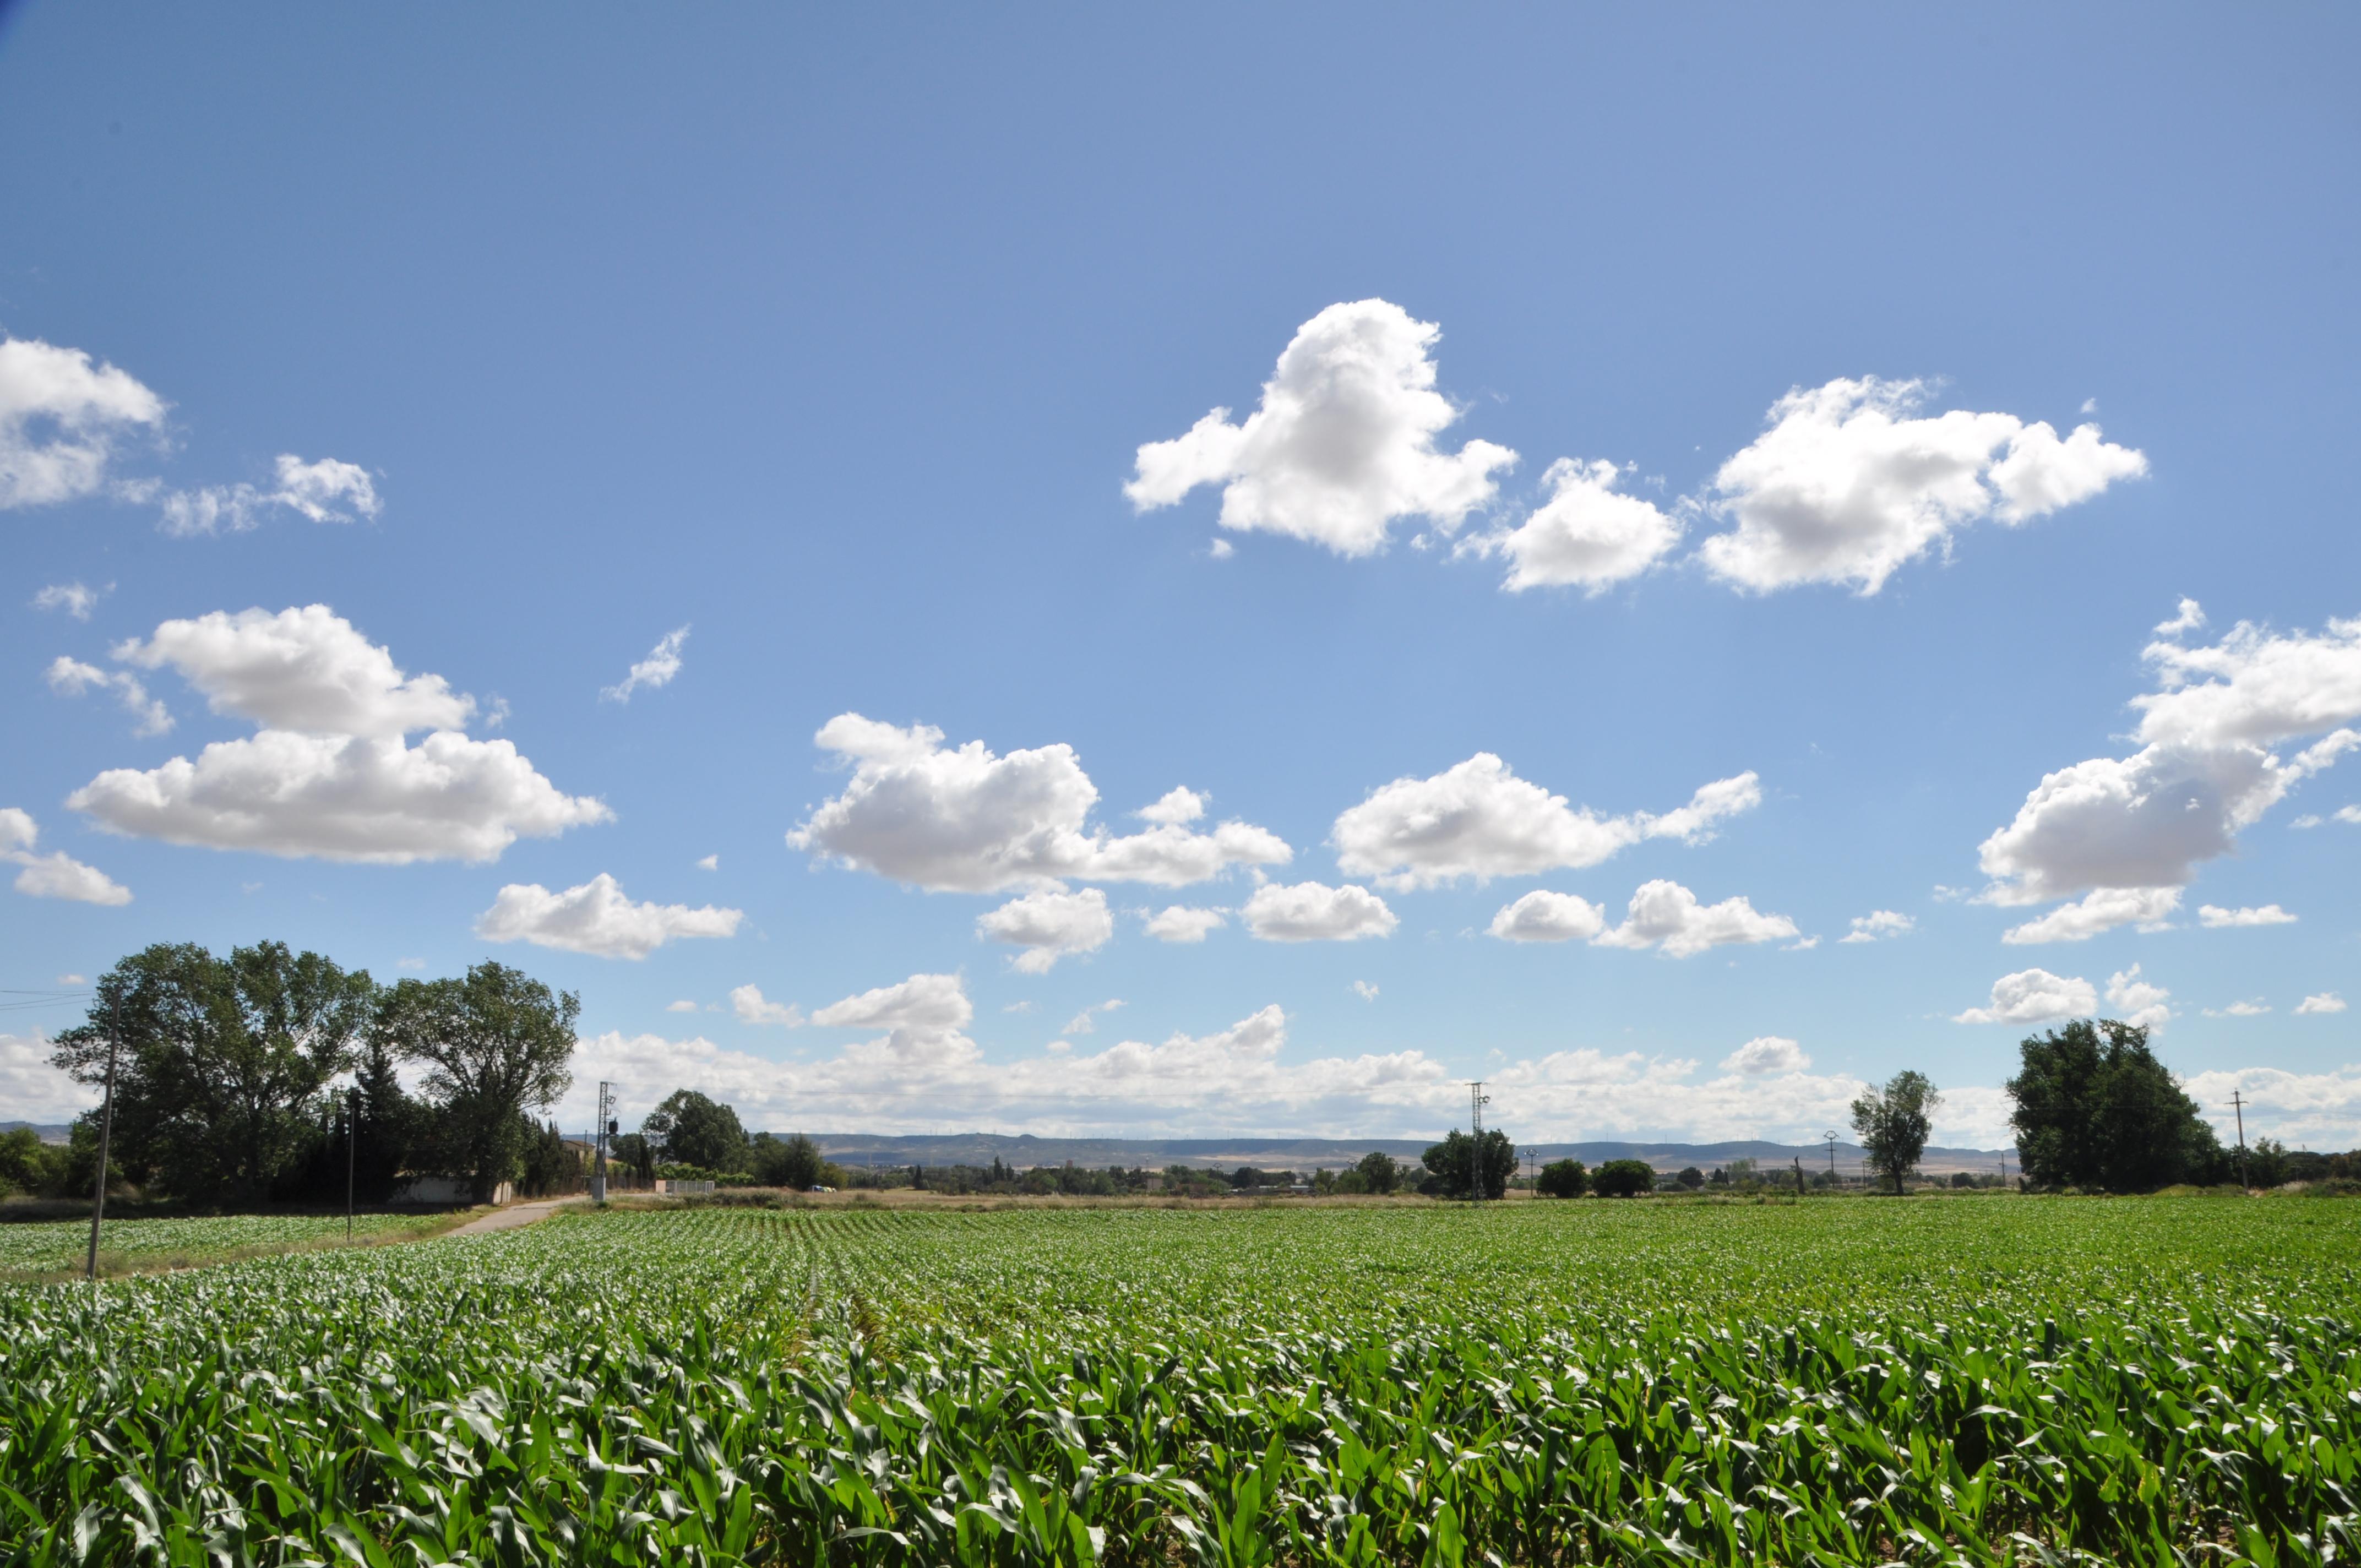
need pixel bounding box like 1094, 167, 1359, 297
644, 1089, 749, 1172
1592, 1158, 1653, 1198
1421, 1128, 1515, 1200
1535, 1157, 1588, 1198
50, 941, 376, 1205
2006, 1019, 2222, 1191
1852, 1070, 1940, 1194
376, 961, 578, 1201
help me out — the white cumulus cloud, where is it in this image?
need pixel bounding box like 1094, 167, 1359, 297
977, 884, 1115, 974
474, 874, 742, 960
2155, 597, 2206, 638
1979, 614, 2361, 934
66, 606, 606, 863
1351, 980, 1379, 1001
2, 807, 132, 906
2001, 886, 2182, 944
2295, 993, 2346, 1016
2104, 964, 2172, 1031
1721, 1036, 1810, 1075
1954, 968, 2097, 1025
1125, 300, 1516, 557
730, 985, 803, 1027
1839, 910, 1914, 944
1461, 458, 1680, 593
1696, 377, 2145, 595
789, 714, 1289, 893
601, 625, 689, 703
0, 336, 167, 511
2204, 1000, 2271, 1019
1063, 999, 1125, 1036
153, 454, 382, 537
0, 1031, 94, 1120
47, 655, 173, 737
32, 581, 104, 620
1593, 880, 1798, 958
2199, 903, 2297, 928
1241, 881, 1397, 943
1486, 889, 1607, 943
1332, 752, 1759, 890
1141, 905, 1226, 943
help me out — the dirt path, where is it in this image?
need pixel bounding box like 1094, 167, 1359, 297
447, 1197, 577, 1237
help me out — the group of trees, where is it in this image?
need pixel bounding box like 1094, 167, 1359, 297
2007, 1019, 2233, 1191
34, 943, 579, 1207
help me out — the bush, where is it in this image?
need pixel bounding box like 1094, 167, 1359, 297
1594, 1159, 1654, 1198
1536, 1158, 1588, 1199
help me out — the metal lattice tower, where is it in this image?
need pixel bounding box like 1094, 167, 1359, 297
1468, 1081, 1490, 1202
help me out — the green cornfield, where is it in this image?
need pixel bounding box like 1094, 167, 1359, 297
1, 1196, 2354, 1565
0, 1212, 459, 1281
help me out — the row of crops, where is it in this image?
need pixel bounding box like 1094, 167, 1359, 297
1, 1196, 2355, 1565
0, 1210, 458, 1280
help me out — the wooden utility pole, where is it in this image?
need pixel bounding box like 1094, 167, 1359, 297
2230, 1090, 2251, 1190
345, 1087, 358, 1241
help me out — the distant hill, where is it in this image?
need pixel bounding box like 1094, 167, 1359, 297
0, 1123, 72, 1146
788, 1131, 2011, 1177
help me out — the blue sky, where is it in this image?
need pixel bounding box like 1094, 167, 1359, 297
4, 4, 2356, 1148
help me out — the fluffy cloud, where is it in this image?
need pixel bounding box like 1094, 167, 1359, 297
2134, 613, 2361, 750
1351, 981, 1379, 1001
0, 336, 166, 511
66, 606, 607, 863
1840, 910, 1914, 944
2178, 1064, 2361, 1147
2001, 886, 2182, 944
47, 656, 173, 737
977, 884, 1114, 974
1063, 999, 1124, 1036
115, 606, 472, 737
2155, 597, 2206, 638
1696, 378, 2145, 595
2104, 964, 2172, 1032
1125, 300, 1516, 557
2199, 903, 2297, 928
1461, 459, 1680, 592
730, 985, 803, 1027
1142, 905, 1227, 943
2296, 993, 2347, 1016
33, 581, 102, 619
2, 807, 132, 906
2205, 1000, 2271, 1018
0, 1032, 92, 1121
555, 979, 2041, 1144
1721, 1036, 1809, 1075
474, 874, 742, 960
1593, 880, 1798, 958
790, 714, 1290, 893
1332, 752, 1760, 890
1954, 968, 2097, 1025
154, 454, 382, 536
1486, 889, 1607, 943
601, 626, 689, 703
1241, 881, 1397, 943
1980, 614, 2361, 929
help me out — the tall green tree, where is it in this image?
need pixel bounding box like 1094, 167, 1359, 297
752, 1132, 824, 1189
49, 942, 376, 1205
1421, 1128, 1516, 1200
643, 1089, 749, 1172
1852, 1070, 1940, 1194
376, 961, 576, 1201
1535, 1158, 1588, 1198
2006, 1019, 2222, 1191
1353, 1150, 1403, 1195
